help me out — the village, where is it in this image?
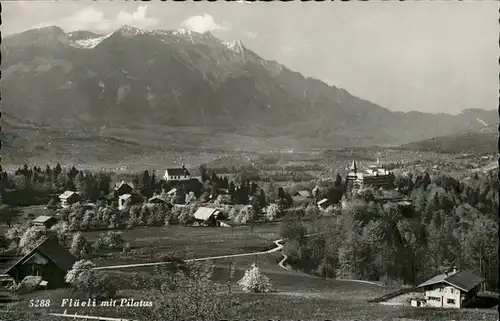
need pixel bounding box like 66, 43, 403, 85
0, 152, 496, 321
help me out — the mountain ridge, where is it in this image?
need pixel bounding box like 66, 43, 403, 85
1, 25, 496, 163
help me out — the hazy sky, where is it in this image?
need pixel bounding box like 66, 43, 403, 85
3, 1, 498, 115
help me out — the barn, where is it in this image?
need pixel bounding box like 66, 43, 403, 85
193, 207, 223, 227
2, 236, 77, 289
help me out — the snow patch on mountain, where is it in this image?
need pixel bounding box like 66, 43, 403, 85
70, 32, 113, 49
223, 40, 245, 54
116, 84, 131, 104
476, 118, 488, 126
146, 85, 157, 108
147, 29, 171, 37
116, 25, 146, 37
172, 29, 193, 37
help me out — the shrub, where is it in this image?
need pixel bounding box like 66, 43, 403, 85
237, 263, 272, 293
122, 242, 132, 254
16, 276, 43, 294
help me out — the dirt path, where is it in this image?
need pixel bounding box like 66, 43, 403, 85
94, 239, 285, 270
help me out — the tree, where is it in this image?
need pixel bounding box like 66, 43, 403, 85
235, 205, 255, 225
177, 206, 194, 226
80, 210, 96, 230
128, 204, 142, 229
54, 222, 72, 246
199, 165, 209, 183
65, 260, 116, 299
93, 231, 124, 251
74, 171, 86, 195
237, 263, 272, 293
19, 226, 46, 254
265, 203, 280, 222
139, 205, 152, 226
0, 205, 20, 228
5, 225, 24, 248
304, 202, 320, 221
70, 232, 91, 259
148, 238, 161, 262
214, 194, 231, 206
279, 217, 306, 242
54, 163, 62, 177
185, 192, 197, 205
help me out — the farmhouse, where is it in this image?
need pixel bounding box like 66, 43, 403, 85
118, 194, 132, 210
346, 158, 394, 192
164, 164, 191, 182
292, 195, 311, 206
2, 236, 77, 289
32, 216, 58, 229
415, 268, 484, 308
58, 191, 81, 208
115, 181, 134, 196
193, 207, 222, 227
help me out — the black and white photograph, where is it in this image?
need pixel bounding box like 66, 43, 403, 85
0, 1, 498, 320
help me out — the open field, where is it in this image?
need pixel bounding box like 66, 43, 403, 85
84, 224, 281, 267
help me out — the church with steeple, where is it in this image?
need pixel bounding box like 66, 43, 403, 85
345, 156, 394, 192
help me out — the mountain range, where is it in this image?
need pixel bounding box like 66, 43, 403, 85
1, 25, 496, 164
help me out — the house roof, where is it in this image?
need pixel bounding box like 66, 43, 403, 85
217, 219, 233, 227
167, 188, 177, 195
193, 207, 221, 221
59, 191, 78, 199
119, 194, 132, 200
165, 167, 191, 176
350, 160, 357, 171
295, 190, 312, 198
444, 271, 485, 292
115, 181, 134, 190
4, 236, 77, 274
148, 196, 166, 203
292, 195, 310, 204
33, 216, 56, 224
417, 270, 484, 293
317, 198, 329, 205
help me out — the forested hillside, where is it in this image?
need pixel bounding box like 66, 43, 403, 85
282, 170, 499, 291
